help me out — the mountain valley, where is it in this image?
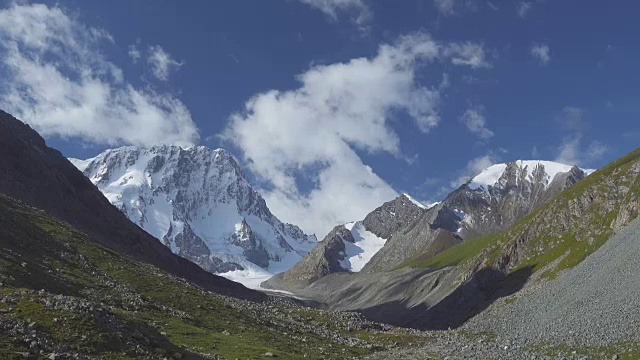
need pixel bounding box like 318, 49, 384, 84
2, 110, 640, 359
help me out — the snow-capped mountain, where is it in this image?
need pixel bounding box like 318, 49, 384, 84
266, 160, 595, 292
70, 145, 316, 288
444, 160, 592, 238
264, 194, 462, 289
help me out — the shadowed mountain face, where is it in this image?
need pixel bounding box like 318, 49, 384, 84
263, 153, 640, 331
264, 195, 463, 290
267, 161, 588, 294
0, 110, 263, 301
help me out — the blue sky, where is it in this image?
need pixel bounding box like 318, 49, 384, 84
0, 0, 638, 236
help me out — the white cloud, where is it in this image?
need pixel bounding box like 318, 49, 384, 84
224, 33, 451, 236
449, 154, 497, 188
0, 3, 198, 147
444, 42, 491, 68
297, 0, 372, 30
557, 106, 583, 131
554, 107, 607, 165
555, 136, 581, 165
148, 45, 183, 81
517, 1, 533, 17
434, 0, 456, 15
460, 107, 494, 139
556, 138, 607, 165
530, 43, 550, 65
487, 2, 499, 11
128, 43, 141, 63
587, 140, 608, 160
433, 0, 477, 16
531, 145, 540, 158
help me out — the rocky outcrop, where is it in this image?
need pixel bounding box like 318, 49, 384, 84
264, 225, 354, 290
443, 161, 589, 239
361, 203, 462, 272
362, 194, 428, 239
266, 195, 464, 290
454, 149, 640, 285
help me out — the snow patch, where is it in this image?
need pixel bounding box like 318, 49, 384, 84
403, 193, 428, 209
340, 222, 386, 272
468, 160, 581, 191
68, 157, 95, 172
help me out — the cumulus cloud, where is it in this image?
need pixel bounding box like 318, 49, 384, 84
0, 3, 198, 147
297, 0, 372, 30
530, 43, 550, 65
148, 45, 183, 81
460, 107, 494, 139
444, 42, 491, 68
224, 33, 458, 236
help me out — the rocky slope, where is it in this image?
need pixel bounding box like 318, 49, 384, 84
465, 216, 640, 347
267, 161, 584, 291
70, 145, 316, 285
265, 151, 640, 338
361, 203, 462, 272
0, 194, 427, 359
443, 160, 590, 239
397, 147, 640, 332
0, 110, 256, 300
264, 195, 462, 290
0, 110, 464, 359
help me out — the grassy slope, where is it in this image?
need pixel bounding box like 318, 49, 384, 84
0, 195, 429, 359
398, 147, 640, 279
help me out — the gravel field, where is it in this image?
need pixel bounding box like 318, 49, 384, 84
370, 218, 640, 359
465, 217, 640, 346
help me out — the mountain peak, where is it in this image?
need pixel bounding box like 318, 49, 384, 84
467, 160, 588, 191
70, 144, 316, 288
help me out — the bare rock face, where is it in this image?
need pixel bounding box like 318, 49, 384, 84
265, 195, 463, 289
362, 195, 427, 239
70, 145, 316, 274
458, 150, 640, 286
443, 161, 589, 239
361, 203, 462, 272
264, 225, 354, 290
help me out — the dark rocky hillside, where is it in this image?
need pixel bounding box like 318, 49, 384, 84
0, 110, 256, 300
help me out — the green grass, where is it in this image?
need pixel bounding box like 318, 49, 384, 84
395, 232, 499, 270
396, 147, 640, 280
0, 195, 384, 359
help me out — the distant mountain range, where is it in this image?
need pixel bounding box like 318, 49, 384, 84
266, 160, 590, 290
70, 145, 593, 292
